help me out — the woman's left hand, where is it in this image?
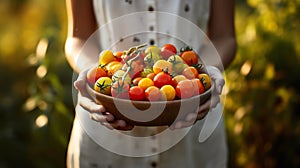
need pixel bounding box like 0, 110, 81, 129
170, 66, 225, 129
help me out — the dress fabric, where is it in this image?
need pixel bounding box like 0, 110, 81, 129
67, 0, 228, 168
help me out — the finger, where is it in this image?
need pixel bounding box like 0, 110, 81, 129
185, 112, 198, 122
90, 113, 110, 122
171, 120, 194, 129
79, 94, 106, 113
214, 78, 225, 94
196, 109, 209, 120
74, 69, 89, 91
102, 120, 134, 131
198, 97, 211, 113
198, 94, 220, 113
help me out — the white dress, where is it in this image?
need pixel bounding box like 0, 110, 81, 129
67, 0, 228, 168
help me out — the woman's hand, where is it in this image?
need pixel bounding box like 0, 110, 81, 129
170, 66, 225, 129
74, 68, 134, 131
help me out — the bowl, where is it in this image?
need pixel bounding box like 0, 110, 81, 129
86, 83, 212, 126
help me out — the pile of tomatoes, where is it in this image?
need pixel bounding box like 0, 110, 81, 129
86, 43, 211, 101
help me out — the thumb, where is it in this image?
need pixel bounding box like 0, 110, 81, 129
74, 68, 89, 91
206, 66, 224, 94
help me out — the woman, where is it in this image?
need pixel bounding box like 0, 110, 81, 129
65, 0, 236, 167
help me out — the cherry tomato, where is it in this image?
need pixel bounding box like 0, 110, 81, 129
144, 52, 162, 68
98, 50, 116, 66
113, 51, 124, 62
129, 86, 145, 101
132, 77, 143, 86
175, 80, 194, 99
153, 72, 172, 88
145, 45, 161, 55
171, 75, 187, 87
94, 77, 112, 95
160, 85, 176, 101
140, 68, 154, 78
106, 61, 123, 77
198, 73, 211, 91
167, 55, 184, 64
167, 55, 187, 74
191, 78, 205, 95
86, 66, 108, 86
138, 78, 154, 90
152, 59, 172, 74
146, 72, 156, 80
180, 50, 198, 66
161, 43, 177, 60
112, 70, 131, 84
145, 86, 161, 101
122, 59, 144, 78
182, 66, 199, 79
111, 80, 130, 99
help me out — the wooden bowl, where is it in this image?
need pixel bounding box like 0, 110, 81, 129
86, 84, 212, 126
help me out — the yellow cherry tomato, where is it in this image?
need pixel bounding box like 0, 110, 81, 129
198, 73, 211, 91
160, 85, 176, 101
98, 50, 116, 65
94, 77, 112, 95
145, 45, 161, 55
106, 61, 123, 77
138, 78, 154, 91
153, 59, 172, 74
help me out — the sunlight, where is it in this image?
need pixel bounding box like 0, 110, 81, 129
35, 114, 48, 128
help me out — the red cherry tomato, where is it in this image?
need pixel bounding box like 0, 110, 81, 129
86, 66, 107, 86
129, 86, 145, 101
191, 78, 205, 95
161, 44, 177, 60
175, 80, 194, 99
111, 80, 130, 99
153, 72, 172, 88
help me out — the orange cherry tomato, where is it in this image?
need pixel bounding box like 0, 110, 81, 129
145, 86, 161, 101
114, 51, 124, 62
182, 66, 199, 79
146, 72, 156, 80
86, 66, 108, 86
180, 50, 198, 66
132, 77, 143, 86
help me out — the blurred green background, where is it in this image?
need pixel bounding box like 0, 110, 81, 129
0, 0, 299, 167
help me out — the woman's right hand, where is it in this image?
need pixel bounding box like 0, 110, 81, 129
73, 68, 134, 131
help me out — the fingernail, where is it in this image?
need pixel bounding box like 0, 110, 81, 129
175, 122, 182, 129
106, 114, 114, 122
118, 120, 126, 127
186, 113, 197, 121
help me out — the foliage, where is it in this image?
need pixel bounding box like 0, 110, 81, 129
0, 0, 299, 167
225, 0, 300, 167
0, 0, 73, 167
